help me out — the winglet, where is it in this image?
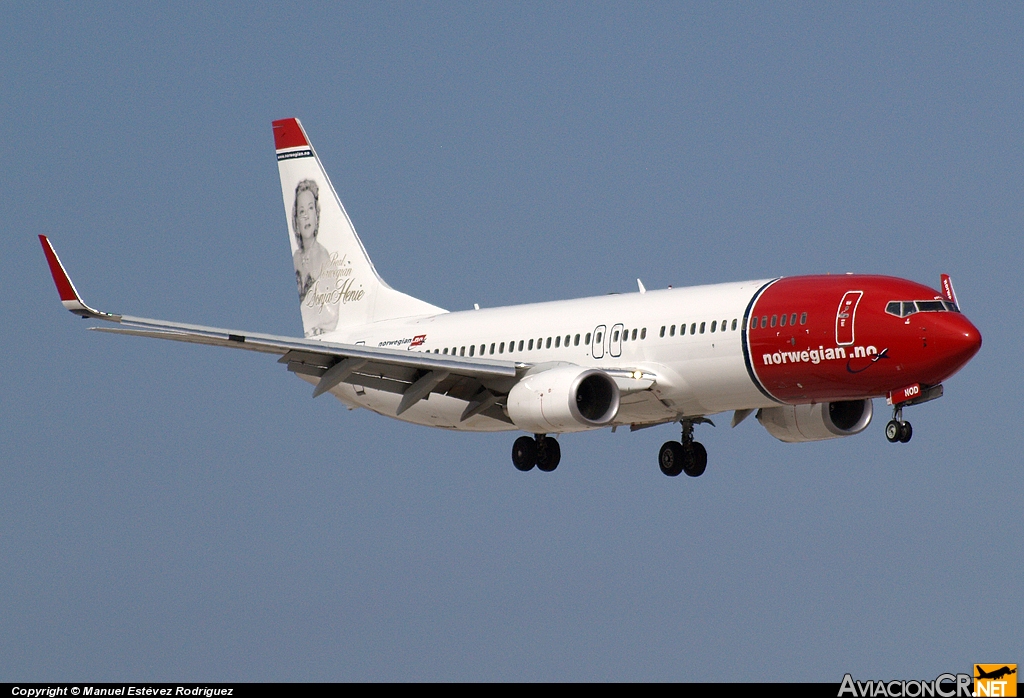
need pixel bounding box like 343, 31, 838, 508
39, 236, 121, 320
939, 274, 958, 306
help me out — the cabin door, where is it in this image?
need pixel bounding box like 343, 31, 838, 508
835, 291, 863, 346
592, 325, 606, 359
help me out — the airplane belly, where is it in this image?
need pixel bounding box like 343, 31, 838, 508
326, 380, 515, 432
680, 354, 771, 415
652, 339, 771, 417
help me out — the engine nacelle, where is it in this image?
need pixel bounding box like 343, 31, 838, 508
506, 365, 620, 433
757, 399, 873, 443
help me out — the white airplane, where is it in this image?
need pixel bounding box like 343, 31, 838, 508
41, 118, 982, 477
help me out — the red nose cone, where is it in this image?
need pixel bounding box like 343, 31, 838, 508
936, 314, 982, 378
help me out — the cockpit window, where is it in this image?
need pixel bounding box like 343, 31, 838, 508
885, 299, 960, 318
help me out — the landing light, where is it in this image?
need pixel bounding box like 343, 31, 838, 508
632, 370, 643, 379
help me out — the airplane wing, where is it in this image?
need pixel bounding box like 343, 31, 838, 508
40, 236, 519, 417
42, 236, 662, 424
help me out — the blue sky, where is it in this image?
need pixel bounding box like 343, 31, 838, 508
1, 2, 1020, 681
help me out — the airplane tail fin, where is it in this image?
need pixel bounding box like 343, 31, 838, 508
273, 118, 445, 337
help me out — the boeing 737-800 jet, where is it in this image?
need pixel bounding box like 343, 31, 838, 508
41, 118, 982, 477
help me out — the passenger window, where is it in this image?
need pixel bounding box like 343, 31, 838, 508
555, 336, 560, 348
800, 312, 807, 325
632, 329, 638, 340
528, 339, 534, 350
622, 330, 628, 342
711, 321, 717, 332
660, 326, 666, 338
460, 346, 465, 356
699, 322, 705, 334
761, 316, 768, 328
518, 340, 524, 351
499, 342, 505, 354
669, 325, 675, 336
790, 313, 797, 326
490, 343, 495, 355
587, 333, 593, 345
546, 337, 552, 349
751, 316, 759, 329
469, 345, 475, 356
574, 334, 580, 346
770, 315, 777, 328
690, 323, 696, 335
443, 348, 448, 354
613, 330, 620, 342
731, 319, 737, 331
640, 328, 646, 339
779, 314, 787, 327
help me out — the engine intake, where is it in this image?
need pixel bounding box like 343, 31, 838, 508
507, 365, 620, 433
757, 399, 873, 443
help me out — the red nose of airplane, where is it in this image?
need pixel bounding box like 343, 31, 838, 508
933, 312, 982, 379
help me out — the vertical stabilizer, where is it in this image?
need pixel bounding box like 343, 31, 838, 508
273, 118, 445, 337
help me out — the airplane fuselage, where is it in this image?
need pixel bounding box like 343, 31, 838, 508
314, 274, 980, 432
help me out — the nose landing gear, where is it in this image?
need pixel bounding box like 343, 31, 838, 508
883, 383, 943, 444
885, 405, 913, 443
511, 434, 561, 472
659, 417, 712, 477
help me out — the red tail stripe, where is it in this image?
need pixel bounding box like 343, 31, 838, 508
272, 118, 308, 150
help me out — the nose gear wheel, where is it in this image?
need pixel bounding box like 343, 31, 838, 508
885, 405, 913, 444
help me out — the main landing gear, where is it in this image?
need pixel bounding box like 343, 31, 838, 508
512, 434, 561, 472
659, 417, 713, 477
885, 404, 913, 444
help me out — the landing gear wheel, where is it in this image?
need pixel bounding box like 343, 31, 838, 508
898, 421, 913, 443
885, 420, 901, 443
683, 442, 707, 478
537, 436, 561, 472
512, 436, 537, 471
659, 441, 685, 477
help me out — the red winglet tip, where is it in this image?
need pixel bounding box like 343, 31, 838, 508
39, 235, 80, 303
940, 273, 958, 305
272, 118, 308, 150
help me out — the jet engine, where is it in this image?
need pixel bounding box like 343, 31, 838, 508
757, 399, 873, 443
506, 365, 620, 433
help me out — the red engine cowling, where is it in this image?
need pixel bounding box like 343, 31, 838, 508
757, 399, 873, 443
507, 365, 620, 433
